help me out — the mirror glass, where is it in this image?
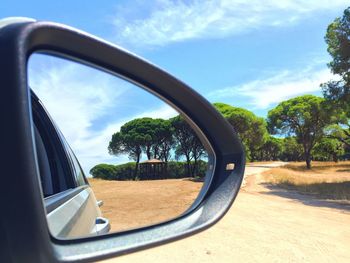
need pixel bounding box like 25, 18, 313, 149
28, 53, 213, 239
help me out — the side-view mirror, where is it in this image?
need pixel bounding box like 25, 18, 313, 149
0, 18, 245, 263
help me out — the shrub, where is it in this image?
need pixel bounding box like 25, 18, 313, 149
90, 161, 208, 180
167, 161, 187, 178
114, 162, 137, 180
90, 162, 136, 180
166, 160, 208, 179
90, 164, 117, 180
195, 160, 208, 178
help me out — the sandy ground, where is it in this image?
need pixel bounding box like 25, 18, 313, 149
89, 178, 203, 232
97, 162, 350, 263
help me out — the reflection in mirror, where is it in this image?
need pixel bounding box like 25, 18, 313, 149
28, 54, 213, 239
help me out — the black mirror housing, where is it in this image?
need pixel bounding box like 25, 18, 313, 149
0, 20, 245, 263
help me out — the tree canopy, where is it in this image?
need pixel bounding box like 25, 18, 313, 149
312, 137, 345, 162
323, 7, 350, 103
258, 136, 284, 161
170, 115, 206, 176
214, 102, 268, 161
280, 137, 304, 162
322, 7, 350, 147
267, 95, 336, 169
108, 119, 147, 175
108, 116, 206, 177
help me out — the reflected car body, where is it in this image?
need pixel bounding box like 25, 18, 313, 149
32, 92, 110, 238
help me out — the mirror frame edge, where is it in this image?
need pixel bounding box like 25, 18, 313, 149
0, 20, 245, 263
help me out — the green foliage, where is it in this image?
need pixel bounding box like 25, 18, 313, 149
214, 103, 268, 161
113, 162, 138, 180
280, 137, 304, 161
322, 7, 350, 147
325, 7, 350, 77
257, 136, 284, 161
90, 161, 207, 180
255, 136, 307, 162
324, 123, 350, 146
166, 161, 186, 178
90, 164, 117, 180
153, 119, 175, 162
120, 117, 175, 161
125, 117, 159, 160
108, 121, 144, 163
170, 115, 206, 176
108, 117, 175, 161
313, 137, 345, 162
166, 160, 206, 179
194, 159, 208, 178
267, 95, 336, 168
90, 162, 137, 180
108, 115, 207, 178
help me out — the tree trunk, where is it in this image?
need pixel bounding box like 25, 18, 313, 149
303, 143, 312, 169
250, 149, 255, 162
146, 147, 151, 160
134, 154, 140, 179
333, 153, 339, 163
193, 157, 198, 178
185, 154, 191, 177
153, 146, 159, 159
305, 155, 311, 169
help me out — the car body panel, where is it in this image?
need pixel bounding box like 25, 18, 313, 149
32, 91, 109, 239
47, 187, 106, 238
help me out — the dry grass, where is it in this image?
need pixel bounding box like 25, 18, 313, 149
262, 161, 350, 200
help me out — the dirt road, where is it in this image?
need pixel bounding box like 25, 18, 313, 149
101, 163, 350, 263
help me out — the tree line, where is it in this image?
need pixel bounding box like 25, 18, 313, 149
214, 7, 350, 169
97, 7, 350, 174
90, 161, 208, 181
214, 99, 347, 169
107, 116, 207, 177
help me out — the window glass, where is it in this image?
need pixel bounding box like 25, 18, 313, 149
59, 130, 87, 187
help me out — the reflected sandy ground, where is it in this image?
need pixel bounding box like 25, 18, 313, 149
88, 178, 203, 233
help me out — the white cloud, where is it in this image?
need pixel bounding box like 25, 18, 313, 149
208, 67, 337, 109
29, 59, 127, 143
135, 104, 178, 119
28, 55, 178, 176
111, 0, 349, 47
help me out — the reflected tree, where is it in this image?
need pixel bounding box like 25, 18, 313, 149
170, 116, 206, 177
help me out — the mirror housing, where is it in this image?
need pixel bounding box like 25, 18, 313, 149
0, 19, 245, 263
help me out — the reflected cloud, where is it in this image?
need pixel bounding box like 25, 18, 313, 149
29, 55, 178, 176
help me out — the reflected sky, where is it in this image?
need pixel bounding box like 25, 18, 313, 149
29, 54, 178, 176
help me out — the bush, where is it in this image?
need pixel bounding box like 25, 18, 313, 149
90, 161, 208, 180
90, 162, 136, 180
167, 161, 187, 178
195, 160, 208, 178
164, 160, 208, 179
114, 162, 137, 180
90, 164, 117, 180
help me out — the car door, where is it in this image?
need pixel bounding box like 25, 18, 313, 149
31, 92, 110, 238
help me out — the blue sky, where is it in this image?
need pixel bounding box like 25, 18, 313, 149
2, 0, 349, 174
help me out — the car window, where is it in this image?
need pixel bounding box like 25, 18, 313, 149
34, 124, 54, 197
32, 94, 77, 197
59, 131, 87, 187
